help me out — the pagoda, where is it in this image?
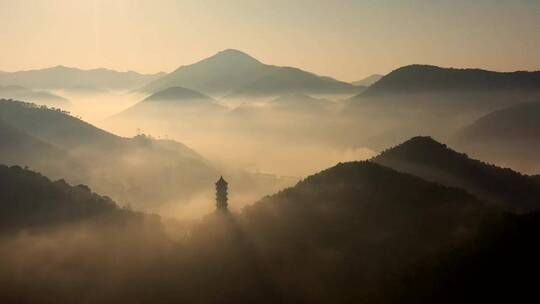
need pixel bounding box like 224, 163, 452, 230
215, 176, 228, 210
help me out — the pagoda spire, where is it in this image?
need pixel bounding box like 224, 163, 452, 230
215, 176, 228, 210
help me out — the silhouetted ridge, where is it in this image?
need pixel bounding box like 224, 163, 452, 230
0, 99, 218, 209
458, 101, 540, 142
143, 86, 215, 102
363, 64, 540, 95
372, 136, 540, 211
352, 74, 383, 86
0, 65, 163, 90
197, 48, 262, 66
140, 49, 361, 96
0, 165, 136, 232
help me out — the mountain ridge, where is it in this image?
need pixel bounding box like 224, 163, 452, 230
140, 49, 362, 97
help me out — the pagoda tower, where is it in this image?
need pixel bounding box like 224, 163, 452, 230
215, 176, 228, 210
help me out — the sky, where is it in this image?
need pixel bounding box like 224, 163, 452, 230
1, 0, 539, 81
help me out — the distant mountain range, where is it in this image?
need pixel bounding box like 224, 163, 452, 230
0, 66, 164, 91
362, 65, 540, 96
343, 65, 540, 152
0, 85, 70, 106
268, 93, 333, 112
139, 49, 364, 97
352, 74, 383, 86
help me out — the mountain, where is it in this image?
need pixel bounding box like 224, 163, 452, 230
139, 49, 362, 97
268, 93, 333, 112
0, 99, 118, 149
226, 66, 363, 98
137, 86, 224, 109
342, 65, 540, 152
0, 165, 137, 233
362, 65, 540, 96
352, 74, 383, 86
114, 86, 226, 123
0, 85, 70, 107
372, 136, 540, 212
454, 101, 540, 174
457, 101, 540, 143
0, 66, 164, 90
0, 99, 218, 209
231, 160, 493, 303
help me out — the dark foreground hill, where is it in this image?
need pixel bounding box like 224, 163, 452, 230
0, 165, 140, 233
372, 136, 540, 212
1, 158, 540, 303
185, 160, 539, 303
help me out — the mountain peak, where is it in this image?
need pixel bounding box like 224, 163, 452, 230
202, 49, 262, 66
143, 86, 213, 102
375, 136, 457, 162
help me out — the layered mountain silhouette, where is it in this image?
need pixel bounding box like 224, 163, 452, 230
112, 86, 226, 126
0, 99, 217, 208
0, 66, 164, 90
352, 74, 383, 86
372, 136, 540, 212
268, 93, 333, 112
0, 118, 80, 178
457, 101, 540, 143
343, 65, 540, 152
0, 85, 69, 106
139, 49, 362, 97
454, 101, 540, 174
362, 65, 540, 96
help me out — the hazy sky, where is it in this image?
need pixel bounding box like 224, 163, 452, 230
1, 0, 539, 80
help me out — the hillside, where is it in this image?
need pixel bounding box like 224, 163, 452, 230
0, 85, 70, 107
372, 136, 540, 212
227, 161, 492, 302
0, 165, 136, 233
226, 66, 362, 98
0, 118, 81, 180
457, 102, 540, 143
362, 65, 540, 96
0, 99, 118, 149
268, 93, 333, 112
454, 102, 540, 174
352, 74, 383, 86
140, 49, 361, 97
0, 99, 218, 209
143, 86, 216, 103
0, 65, 164, 90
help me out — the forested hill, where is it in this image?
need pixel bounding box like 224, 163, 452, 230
372, 136, 540, 212
0, 165, 138, 233
362, 65, 540, 96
